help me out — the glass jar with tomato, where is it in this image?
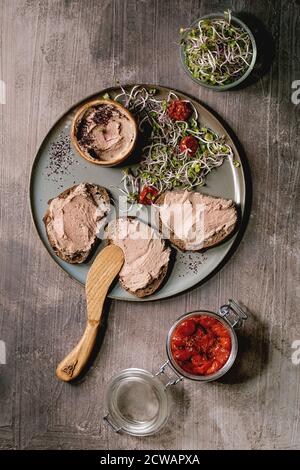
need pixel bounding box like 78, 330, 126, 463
104, 299, 247, 436
164, 299, 247, 383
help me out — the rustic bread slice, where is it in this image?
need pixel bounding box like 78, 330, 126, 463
115, 259, 169, 298
43, 183, 110, 264
155, 190, 238, 252
106, 217, 171, 298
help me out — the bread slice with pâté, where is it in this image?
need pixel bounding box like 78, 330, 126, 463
106, 217, 171, 298
43, 183, 110, 264
155, 190, 238, 252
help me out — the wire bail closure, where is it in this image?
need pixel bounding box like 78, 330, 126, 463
155, 360, 184, 388
103, 414, 122, 433
219, 299, 248, 329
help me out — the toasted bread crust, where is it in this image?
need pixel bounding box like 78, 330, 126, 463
155, 191, 238, 252
106, 217, 171, 298
43, 183, 110, 264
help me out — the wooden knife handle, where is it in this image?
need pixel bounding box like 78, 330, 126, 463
56, 321, 99, 381
56, 245, 124, 382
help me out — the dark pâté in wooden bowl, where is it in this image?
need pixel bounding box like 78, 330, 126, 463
71, 98, 137, 166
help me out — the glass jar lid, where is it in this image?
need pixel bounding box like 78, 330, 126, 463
104, 368, 170, 436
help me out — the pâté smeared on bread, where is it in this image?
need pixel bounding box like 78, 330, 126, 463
106, 217, 171, 298
156, 190, 237, 251
43, 183, 110, 263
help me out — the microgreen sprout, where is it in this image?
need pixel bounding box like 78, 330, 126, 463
114, 86, 235, 203
181, 10, 253, 86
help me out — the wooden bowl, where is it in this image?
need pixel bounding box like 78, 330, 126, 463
71, 99, 137, 166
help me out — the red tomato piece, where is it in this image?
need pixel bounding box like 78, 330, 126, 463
198, 332, 215, 353
218, 335, 231, 350
197, 316, 215, 328
192, 361, 214, 375
139, 186, 159, 205
179, 136, 199, 156
180, 362, 195, 374
218, 350, 230, 365
205, 360, 222, 375
167, 100, 192, 121
173, 349, 192, 362
191, 354, 204, 367
185, 345, 199, 356
171, 314, 232, 377
171, 335, 187, 348
211, 323, 228, 337
211, 344, 223, 355
176, 319, 196, 336
195, 326, 206, 337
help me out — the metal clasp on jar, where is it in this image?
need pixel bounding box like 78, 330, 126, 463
155, 360, 184, 388
103, 414, 122, 433
219, 299, 248, 329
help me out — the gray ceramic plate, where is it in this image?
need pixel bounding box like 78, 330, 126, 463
30, 84, 247, 301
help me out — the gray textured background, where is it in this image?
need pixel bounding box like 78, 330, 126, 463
0, 0, 299, 450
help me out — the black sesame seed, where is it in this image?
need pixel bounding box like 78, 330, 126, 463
46, 133, 75, 182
